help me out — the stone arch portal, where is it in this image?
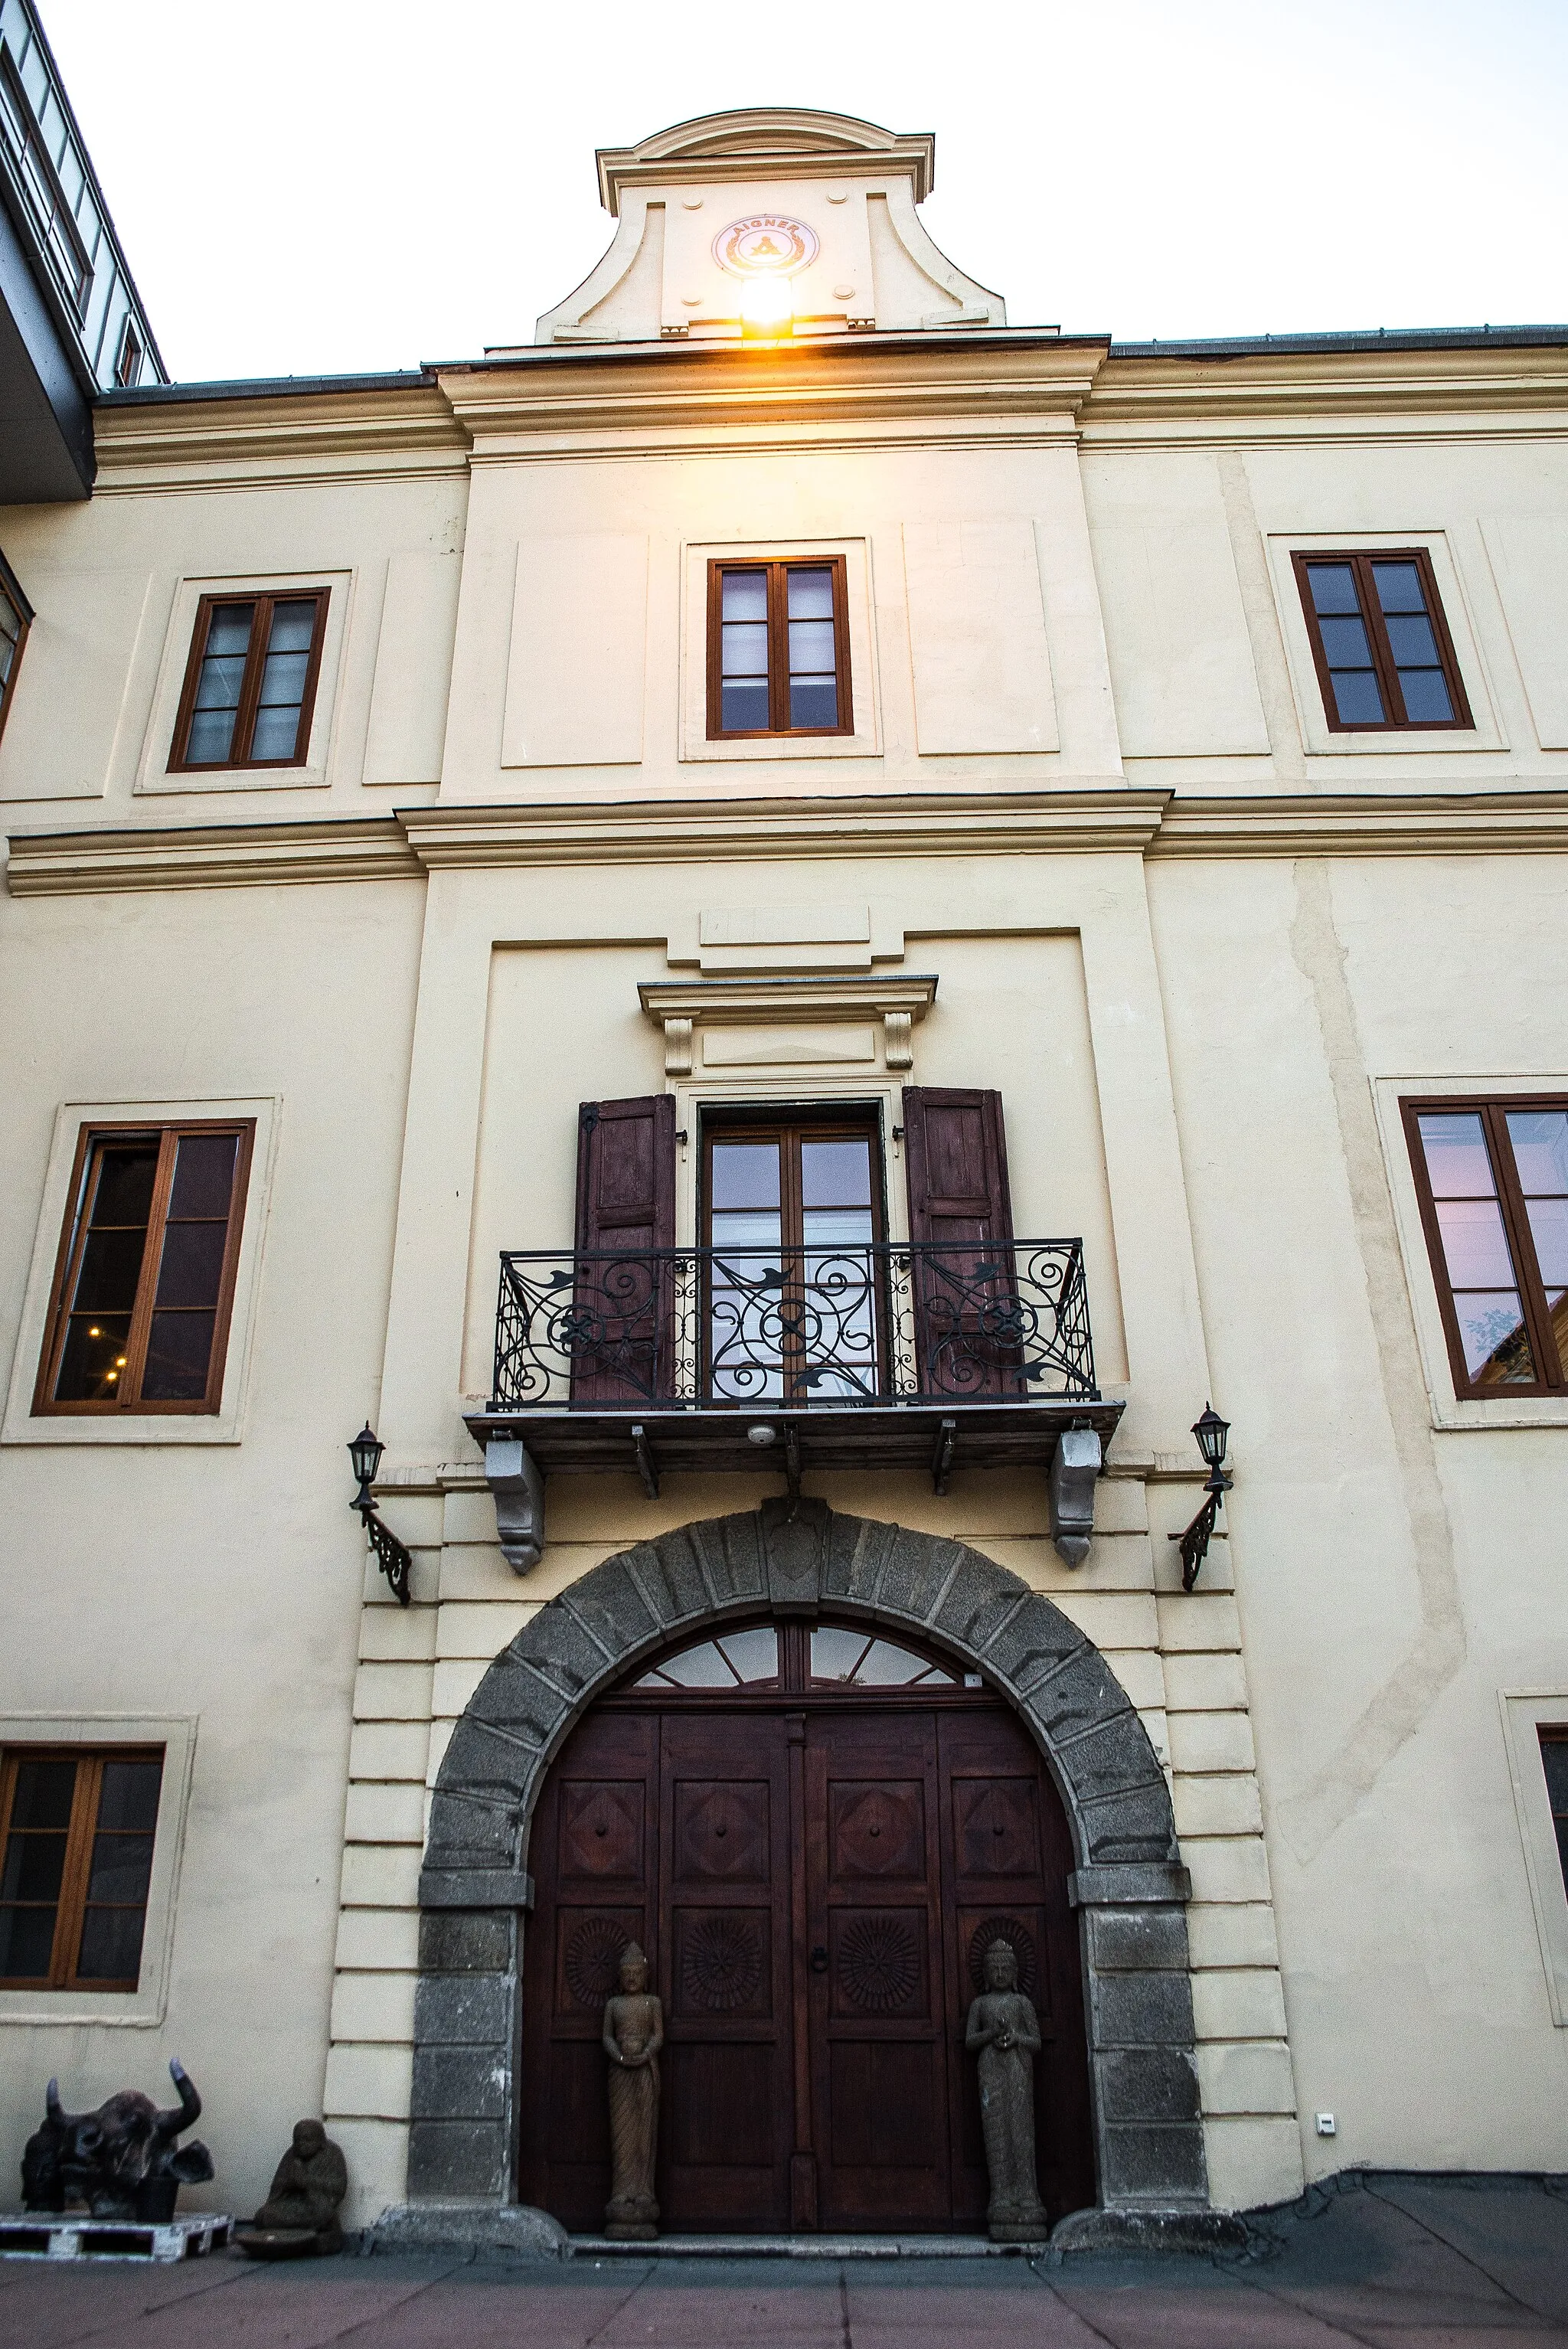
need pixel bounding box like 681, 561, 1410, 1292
411, 1503, 1207, 2223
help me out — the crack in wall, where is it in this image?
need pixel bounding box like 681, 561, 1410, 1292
1279, 858, 1465, 1861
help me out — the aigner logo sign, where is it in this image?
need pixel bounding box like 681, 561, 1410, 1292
712, 214, 820, 277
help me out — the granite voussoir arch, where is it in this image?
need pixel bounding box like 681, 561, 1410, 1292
411, 1504, 1207, 2217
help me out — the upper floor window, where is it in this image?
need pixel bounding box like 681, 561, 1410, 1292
707, 558, 851, 740
0, 1747, 164, 1991
0, 547, 31, 747
168, 590, 328, 772
1403, 1098, 1568, 1396
0, 49, 91, 316
114, 315, 144, 390
1294, 550, 1470, 732
34, 1122, 254, 1416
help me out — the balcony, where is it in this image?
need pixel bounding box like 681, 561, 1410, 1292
465, 1239, 1122, 1491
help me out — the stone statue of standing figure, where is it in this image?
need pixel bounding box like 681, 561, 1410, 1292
965, 1939, 1049, 2241
603, 1942, 663, 2239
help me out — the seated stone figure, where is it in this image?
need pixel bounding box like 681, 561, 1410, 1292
241, 2120, 348, 2256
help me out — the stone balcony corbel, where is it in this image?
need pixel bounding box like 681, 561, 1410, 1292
484, 1436, 545, 1573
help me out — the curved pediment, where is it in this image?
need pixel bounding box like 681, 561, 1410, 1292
538, 106, 1001, 345
596, 107, 935, 213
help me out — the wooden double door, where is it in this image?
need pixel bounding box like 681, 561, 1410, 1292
518, 1682, 1094, 2233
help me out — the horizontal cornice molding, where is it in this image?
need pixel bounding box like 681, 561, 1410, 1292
1086, 345, 1568, 430
11, 790, 1568, 896
400, 791, 1165, 867
4, 815, 421, 895
90, 387, 471, 492
80, 341, 1568, 488
436, 344, 1106, 450
1146, 792, 1568, 858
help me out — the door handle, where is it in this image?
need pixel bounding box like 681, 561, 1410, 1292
809, 1946, 828, 1973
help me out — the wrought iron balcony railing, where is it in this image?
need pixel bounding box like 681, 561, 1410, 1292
489, 1240, 1099, 1413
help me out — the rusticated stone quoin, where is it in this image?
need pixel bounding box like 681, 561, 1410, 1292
416, 1507, 1207, 2216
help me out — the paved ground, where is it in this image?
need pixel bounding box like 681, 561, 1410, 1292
2, 2177, 1566, 2348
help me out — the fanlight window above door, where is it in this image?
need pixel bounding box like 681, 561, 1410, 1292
633, 1627, 781, 1689
808, 1627, 957, 1686
630, 1622, 962, 1691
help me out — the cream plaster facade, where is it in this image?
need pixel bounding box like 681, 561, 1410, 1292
2, 109, 1566, 2234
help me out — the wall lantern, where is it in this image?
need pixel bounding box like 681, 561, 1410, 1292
347, 1423, 413, 1607
1173, 1403, 1232, 1592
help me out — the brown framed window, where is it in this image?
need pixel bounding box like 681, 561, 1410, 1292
114, 315, 144, 390
0, 1748, 164, 1991
168, 590, 328, 771
703, 1109, 884, 1399
1540, 1731, 1568, 1898
707, 558, 851, 739
34, 1122, 254, 1416
0, 544, 32, 749
1294, 550, 1470, 731
1403, 1098, 1568, 1397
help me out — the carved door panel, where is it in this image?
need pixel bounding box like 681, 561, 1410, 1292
804, 1713, 952, 2229
519, 1685, 1096, 2236
518, 1708, 658, 2228
939, 1710, 1096, 2224
657, 1714, 795, 2230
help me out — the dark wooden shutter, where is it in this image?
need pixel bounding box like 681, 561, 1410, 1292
571, 1096, 676, 1404
901, 1088, 1019, 1400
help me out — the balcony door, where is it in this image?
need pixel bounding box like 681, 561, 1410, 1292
704, 1114, 884, 1404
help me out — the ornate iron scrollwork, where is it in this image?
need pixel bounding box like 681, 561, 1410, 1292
490, 1239, 1099, 1412
358, 1500, 412, 1606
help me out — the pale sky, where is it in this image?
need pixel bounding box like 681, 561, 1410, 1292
40, 0, 1568, 385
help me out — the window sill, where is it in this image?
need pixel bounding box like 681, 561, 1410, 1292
136, 763, 331, 796
680, 730, 882, 766
1429, 1396, 1568, 1432
5, 1414, 241, 1446
0, 1986, 168, 2027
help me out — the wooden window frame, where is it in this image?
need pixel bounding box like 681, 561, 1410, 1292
706, 556, 853, 741
701, 1106, 887, 1399
1402, 1094, 1568, 1400
167, 589, 329, 773
32, 1119, 255, 1418
114, 315, 144, 390
1292, 548, 1472, 733
0, 1745, 164, 1993
0, 543, 33, 753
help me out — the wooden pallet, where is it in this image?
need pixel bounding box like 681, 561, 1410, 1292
0, 2212, 233, 2262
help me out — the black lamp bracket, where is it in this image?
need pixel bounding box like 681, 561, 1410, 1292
1172, 1401, 1233, 1592
1174, 1462, 1233, 1592
354, 1494, 413, 1607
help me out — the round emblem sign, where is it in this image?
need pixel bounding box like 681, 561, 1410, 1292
713, 214, 819, 277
